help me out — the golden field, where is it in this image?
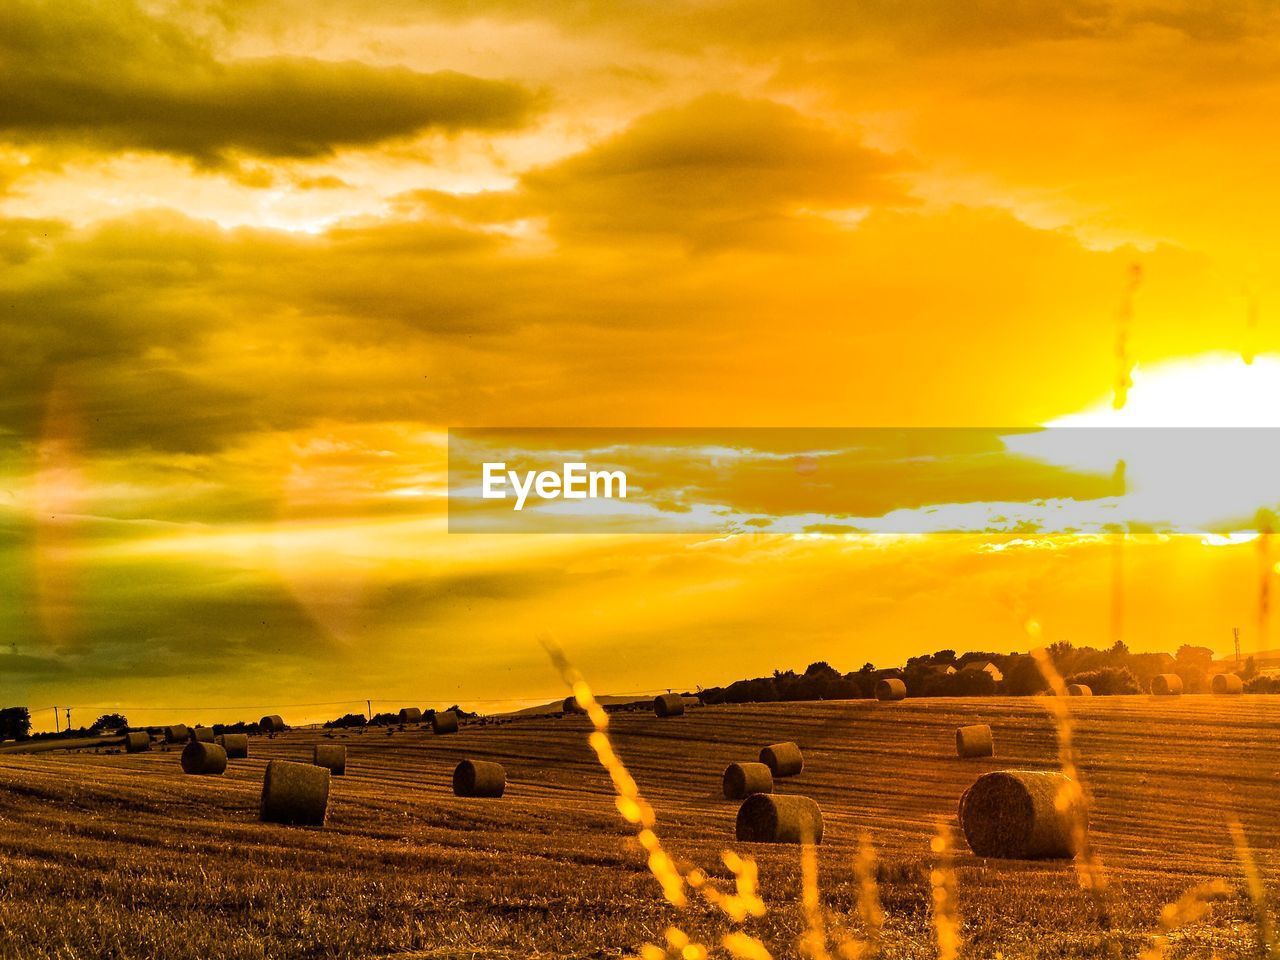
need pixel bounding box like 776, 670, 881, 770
0, 696, 1275, 959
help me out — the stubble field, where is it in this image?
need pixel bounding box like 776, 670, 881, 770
0, 696, 1276, 959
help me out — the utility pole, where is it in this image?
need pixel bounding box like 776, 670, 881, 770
53, 706, 59, 733
366, 699, 372, 721
1235, 626, 1242, 663
65, 707, 72, 731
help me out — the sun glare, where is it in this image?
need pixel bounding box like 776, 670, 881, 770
998, 352, 1280, 535
1050, 352, 1280, 428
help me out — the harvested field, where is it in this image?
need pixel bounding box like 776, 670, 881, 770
0, 696, 1277, 959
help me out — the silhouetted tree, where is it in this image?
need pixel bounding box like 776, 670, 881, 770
804, 661, 840, 680
1175, 645, 1214, 670
1173, 662, 1209, 693
1004, 657, 1048, 696
951, 670, 997, 697
0, 707, 31, 741
90, 713, 129, 733
1065, 667, 1140, 695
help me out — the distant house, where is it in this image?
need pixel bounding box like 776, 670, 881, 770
921, 663, 957, 677
960, 660, 1003, 683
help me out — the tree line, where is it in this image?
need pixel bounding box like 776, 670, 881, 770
697, 640, 1260, 704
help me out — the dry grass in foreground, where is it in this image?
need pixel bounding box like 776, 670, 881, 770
0, 696, 1277, 959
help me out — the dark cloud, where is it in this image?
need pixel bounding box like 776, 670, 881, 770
0, 214, 237, 451
523, 94, 909, 247
0, 0, 541, 164
0, 652, 68, 678
0, 195, 1218, 460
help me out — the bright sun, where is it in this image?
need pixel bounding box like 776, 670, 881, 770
1050, 352, 1280, 427
1000, 352, 1280, 536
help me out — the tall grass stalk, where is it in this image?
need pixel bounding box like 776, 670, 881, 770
545, 636, 778, 958
1230, 819, 1278, 958
842, 834, 884, 958
929, 821, 961, 960
800, 832, 833, 960
1029, 641, 1107, 898
1138, 880, 1230, 960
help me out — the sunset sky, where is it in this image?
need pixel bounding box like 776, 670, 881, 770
5, 0, 1280, 729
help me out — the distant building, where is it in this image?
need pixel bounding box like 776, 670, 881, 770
1215, 648, 1280, 672
921, 663, 957, 676
960, 660, 1004, 683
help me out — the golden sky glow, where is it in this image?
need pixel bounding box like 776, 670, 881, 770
4, 0, 1280, 728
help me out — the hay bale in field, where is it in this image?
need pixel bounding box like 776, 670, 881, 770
313, 743, 346, 776
180, 741, 227, 775
453, 759, 506, 797
124, 731, 151, 753
735, 794, 823, 844
722, 761, 773, 800
1067, 684, 1092, 697
164, 724, 190, 743
261, 760, 330, 826
431, 710, 459, 735
958, 770, 1082, 859
759, 741, 803, 777
876, 678, 907, 701
398, 707, 422, 724
259, 714, 285, 733
1151, 674, 1183, 696
654, 693, 685, 718
562, 696, 586, 715
216, 733, 249, 759
1212, 673, 1244, 695
956, 724, 994, 758
192, 726, 215, 743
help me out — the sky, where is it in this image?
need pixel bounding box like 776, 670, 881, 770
4, 0, 1280, 729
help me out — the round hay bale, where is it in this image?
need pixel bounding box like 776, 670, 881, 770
1066, 683, 1092, 697
431, 710, 459, 735
562, 696, 586, 715
958, 770, 1082, 859
192, 726, 215, 743
313, 743, 346, 776
124, 731, 151, 753
723, 761, 773, 800
261, 759, 330, 826
216, 733, 249, 759
759, 741, 803, 777
1151, 674, 1183, 696
736, 794, 823, 844
956, 724, 994, 758
453, 759, 506, 797
398, 707, 422, 724
1212, 673, 1244, 695
654, 693, 685, 718
259, 715, 286, 733
876, 678, 907, 701
180, 741, 227, 775
164, 724, 190, 743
